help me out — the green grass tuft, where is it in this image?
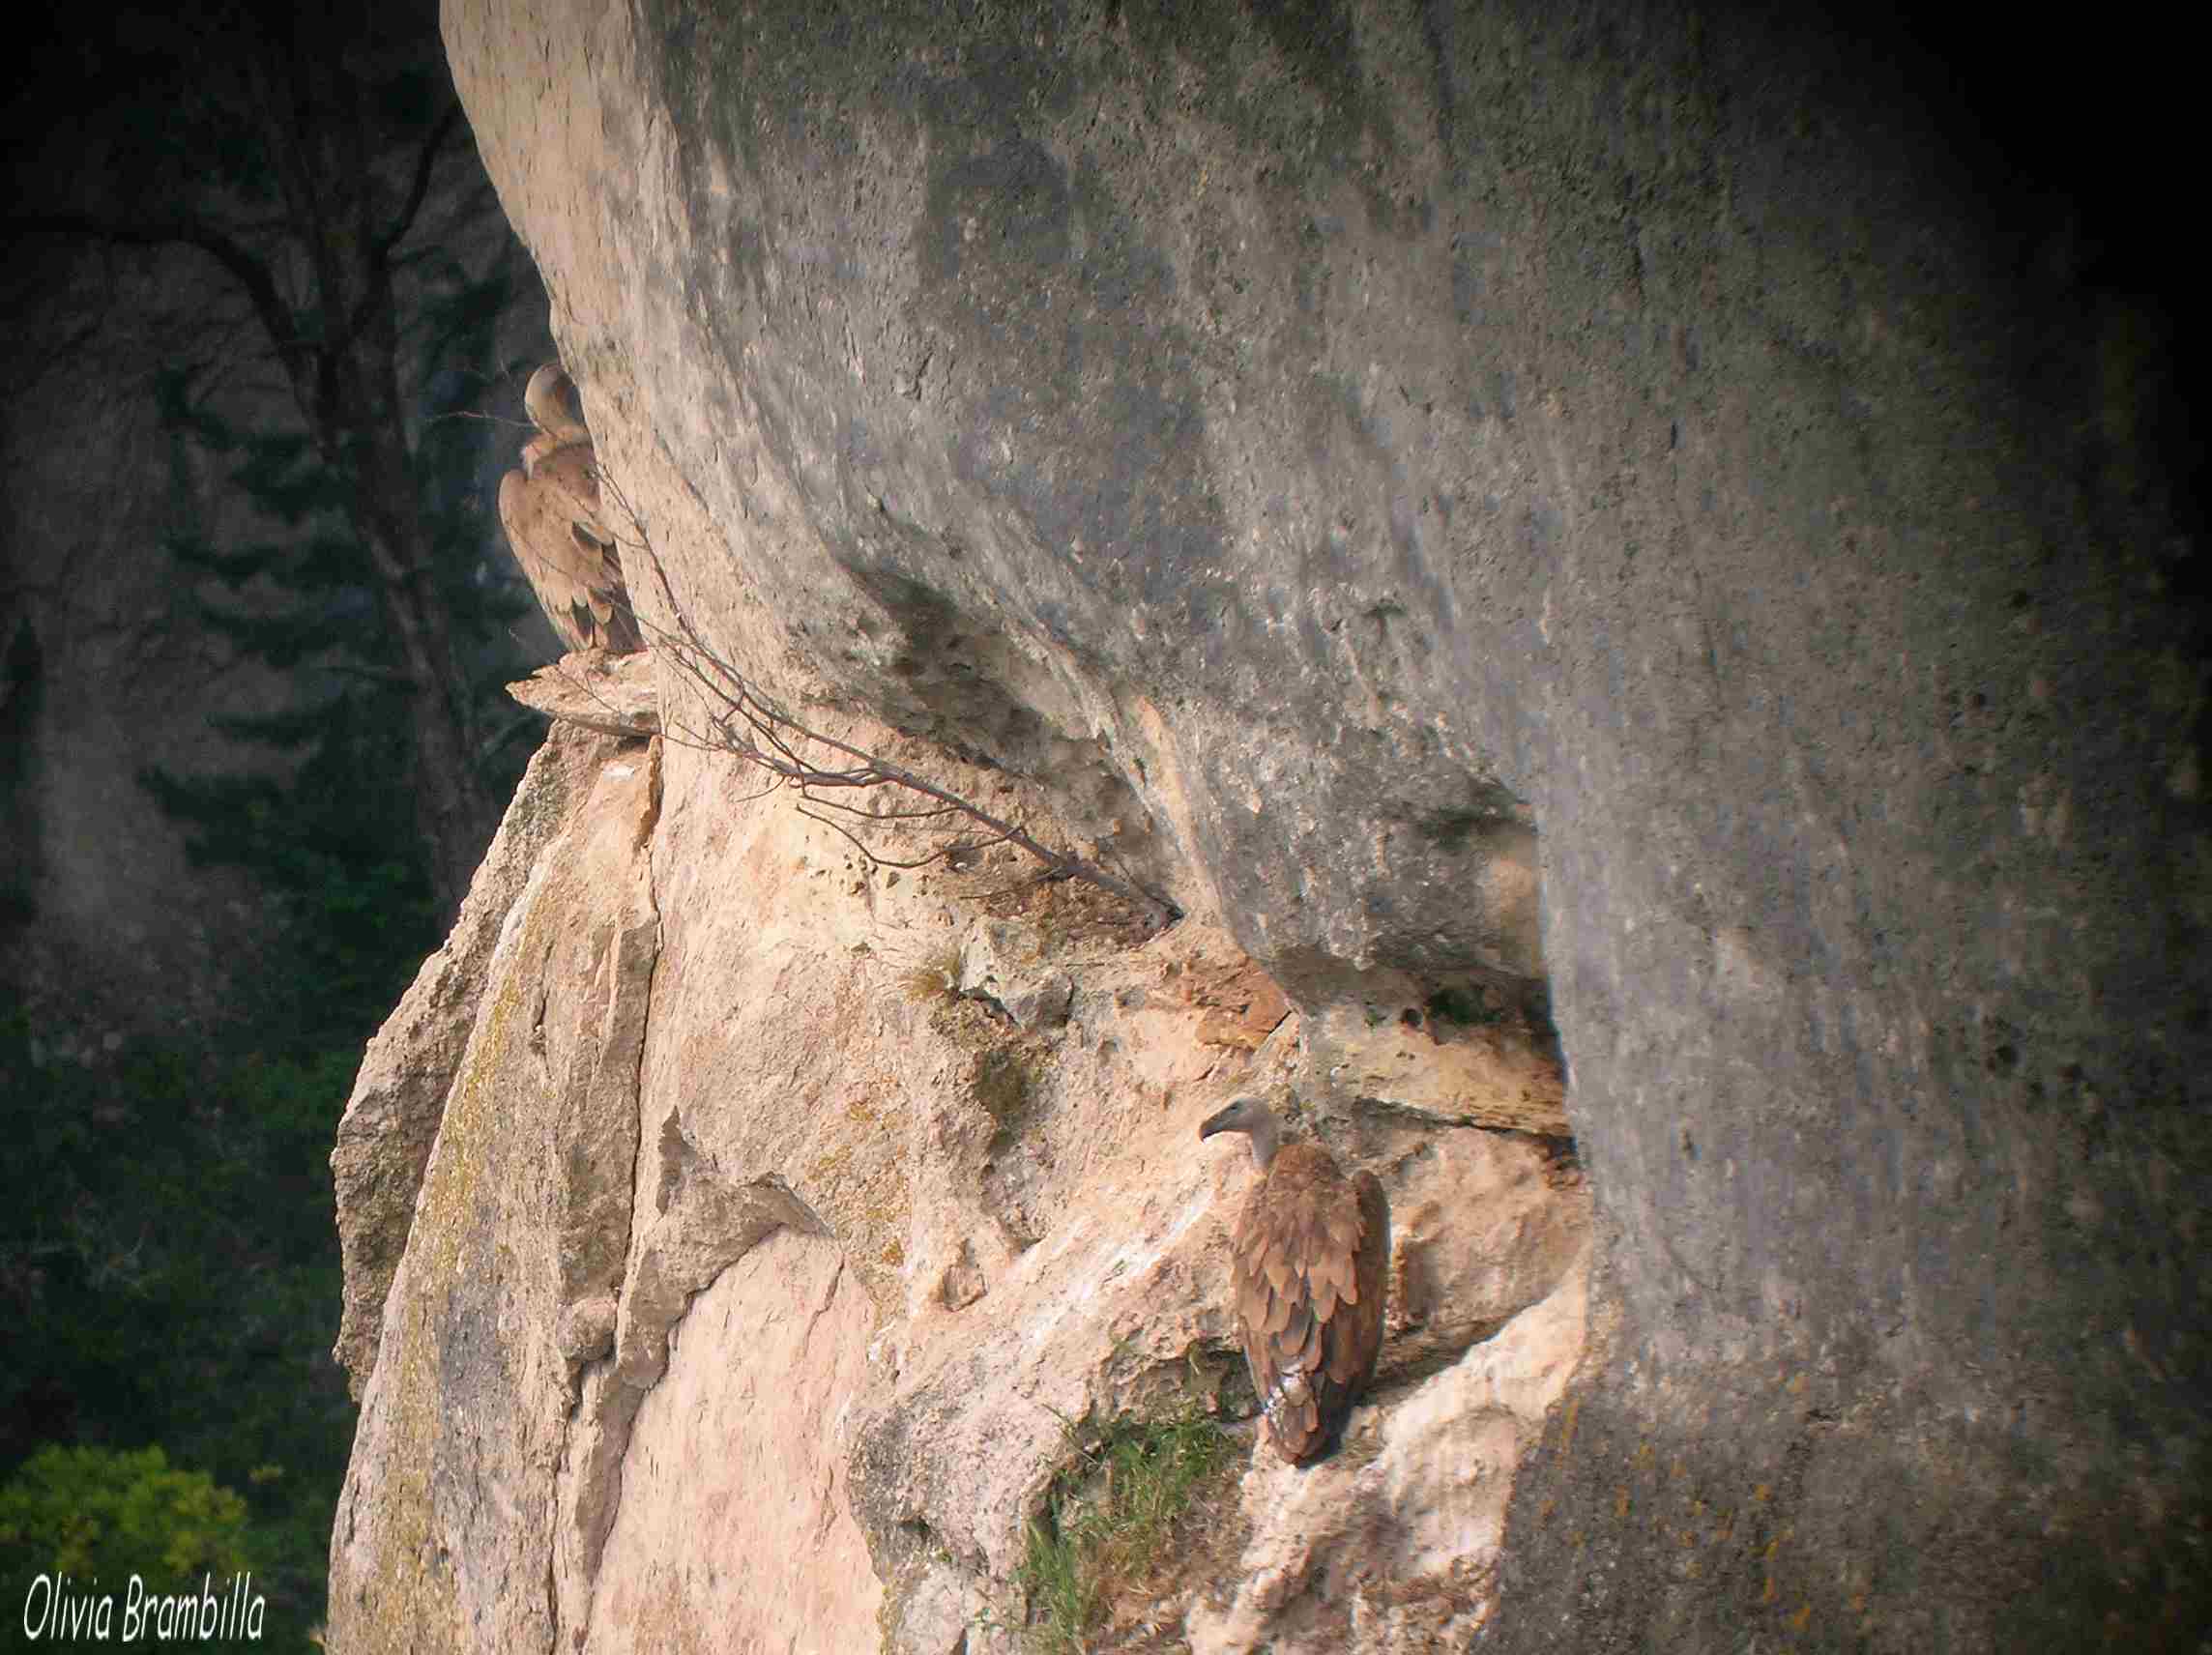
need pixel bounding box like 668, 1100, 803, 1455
1017, 1408, 1238, 1653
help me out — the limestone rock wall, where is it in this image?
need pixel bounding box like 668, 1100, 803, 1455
327, 0, 2209, 1649
330, 680, 1582, 1651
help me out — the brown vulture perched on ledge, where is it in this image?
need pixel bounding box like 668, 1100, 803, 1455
1200, 1096, 1390, 1464
497, 363, 643, 655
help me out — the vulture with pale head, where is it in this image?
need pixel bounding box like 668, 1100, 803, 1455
1200, 1096, 1389, 1464
497, 364, 643, 654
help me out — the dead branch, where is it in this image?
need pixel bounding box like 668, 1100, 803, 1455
585, 476, 1180, 932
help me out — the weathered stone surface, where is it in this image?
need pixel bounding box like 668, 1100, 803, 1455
1150, 919, 1294, 1052
1380, 1127, 1586, 1384
843, 1021, 1589, 1639
395, 0, 2207, 1647
331, 719, 633, 1395
955, 915, 1073, 1030
574, 1227, 880, 1654
328, 725, 661, 1648
331, 670, 1578, 1648
507, 649, 660, 739
1188, 1245, 1587, 1653
1305, 997, 1570, 1138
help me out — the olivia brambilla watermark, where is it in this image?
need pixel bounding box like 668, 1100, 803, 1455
19, 1570, 268, 1642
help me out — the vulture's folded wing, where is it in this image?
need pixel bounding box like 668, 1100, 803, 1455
1232, 1146, 1388, 1464
499, 462, 640, 654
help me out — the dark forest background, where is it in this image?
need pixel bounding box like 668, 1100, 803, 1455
0, 1, 2201, 1649
1, 2, 555, 1643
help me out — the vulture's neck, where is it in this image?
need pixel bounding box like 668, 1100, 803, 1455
526, 383, 591, 449
1243, 1111, 1282, 1171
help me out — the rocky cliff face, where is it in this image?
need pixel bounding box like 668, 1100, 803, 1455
331, 660, 1582, 1651
328, 0, 2207, 1649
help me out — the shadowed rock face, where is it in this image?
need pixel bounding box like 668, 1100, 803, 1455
385, 0, 2204, 1647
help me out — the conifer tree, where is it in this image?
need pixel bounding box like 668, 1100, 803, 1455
11, 0, 528, 917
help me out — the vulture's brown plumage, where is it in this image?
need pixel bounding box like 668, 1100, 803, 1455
497, 364, 643, 655
1201, 1097, 1389, 1464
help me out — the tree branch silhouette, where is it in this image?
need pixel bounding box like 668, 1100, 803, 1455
590, 478, 1179, 931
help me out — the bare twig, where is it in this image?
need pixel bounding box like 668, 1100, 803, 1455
576, 472, 1179, 931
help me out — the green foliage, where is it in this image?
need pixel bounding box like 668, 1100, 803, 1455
135, 259, 537, 1053
0, 1445, 250, 1585
13, 15, 537, 1652
227, 431, 344, 527
138, 683, 437, 1052
133, 220, 536, 1047
0, 1013, 356, 1639
0, 619, 44, 931
1017, 1409, 1238, 1653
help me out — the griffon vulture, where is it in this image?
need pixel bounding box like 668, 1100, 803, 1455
1200, 1096, 1390, 1464
497, 364, 642, 654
